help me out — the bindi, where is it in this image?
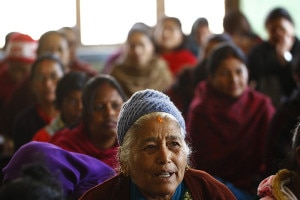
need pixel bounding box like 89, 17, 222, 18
156, 116, 163, 123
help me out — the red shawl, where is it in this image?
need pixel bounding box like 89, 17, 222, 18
187, 81, 275, 192
161, 49, 197, 77
50, 122, 119, 170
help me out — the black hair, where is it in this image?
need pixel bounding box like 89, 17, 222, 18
205, 42, 247, 75
0, 163, 65, 200
155, 16, 188, 51
37, 31, 67, 55
55, 71, 88, 110
30, 53, 65, 80
223, 10, 252, 36
82, 74, 127, 123
192, 33, 232, 84
206, 33, 232, 45
127, 22, 152, 39
191, 17, 209, 36
265, 7, 294, 27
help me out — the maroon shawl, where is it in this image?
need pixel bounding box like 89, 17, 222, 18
187, 81, 275, 192
79, 168, 236, 200
50, 122, 119, 170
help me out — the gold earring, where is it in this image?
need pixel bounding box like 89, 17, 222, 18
185, 164, 190, 171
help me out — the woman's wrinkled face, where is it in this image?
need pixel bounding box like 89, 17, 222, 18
210, 57, 248, 98
128, 116, 187, 199
266, 18, 295, 46
88, 83, 123, 143
32, 60, 64, 103
154, 19, 183, 51
126, 31, 154, 67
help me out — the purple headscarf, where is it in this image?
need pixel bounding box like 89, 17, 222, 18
2, 141, 116, 199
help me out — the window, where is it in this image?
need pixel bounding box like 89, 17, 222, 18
80, 0, 157, 45
164, 0, 224, 34
241, 0, 300, 39
0, 0, 76, 47
0, 0, 225, 47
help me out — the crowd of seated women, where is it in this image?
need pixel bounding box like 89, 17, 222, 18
0, 6, 300, 200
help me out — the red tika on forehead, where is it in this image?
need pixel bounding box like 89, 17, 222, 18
156, 116, 163, 123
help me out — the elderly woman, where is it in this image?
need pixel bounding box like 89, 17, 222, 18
257, 120, 300, 199
50, 74, 126, 169
187, 42, 275, 198
80, 89, 236, 199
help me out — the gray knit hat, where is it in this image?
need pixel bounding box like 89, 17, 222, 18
117, 89, 185, 145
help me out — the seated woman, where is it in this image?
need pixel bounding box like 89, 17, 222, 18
165, 33, 231, 120
32, 71, 88, 142
2, 141, 115, 199
79, 89, 236, 199
13, 53, 65, 151
110, 22, 173, 98
187, 43, 275, 198
50, 75, 126, 170
153, 16, 198, 77
0, 30, 71, 149
257, 121, 300, 199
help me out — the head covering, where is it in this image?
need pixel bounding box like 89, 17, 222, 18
2, 141, 116, 199
117, 89, 185, 145
265, 7, 294, 26
5, 33, 37, 63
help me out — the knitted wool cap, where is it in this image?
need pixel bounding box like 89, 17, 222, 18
117, 89, 185, 145
5, 33, 37, 63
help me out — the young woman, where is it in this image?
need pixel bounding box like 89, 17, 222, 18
187, 43, 275, 198
13, 53, 65, 151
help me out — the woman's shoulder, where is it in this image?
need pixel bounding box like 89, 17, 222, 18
247, 88, 275, 106
79, 174, 130, 200
184, 168, 236, 199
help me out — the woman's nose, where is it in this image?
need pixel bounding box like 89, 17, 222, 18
157, 145, 171, 165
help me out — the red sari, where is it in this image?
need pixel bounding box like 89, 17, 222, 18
161, 49, 197, 77
50, 122, 119, 170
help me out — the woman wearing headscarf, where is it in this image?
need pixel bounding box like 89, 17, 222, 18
80, 89, 236, 199
2, 141, 115, 199
187, 42, 275, 198
110, 22, 173, 98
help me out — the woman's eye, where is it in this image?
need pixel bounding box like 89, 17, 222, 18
94, 104, 104, 111
112, 102, 122, 110
169, 142, 181, 149
144, 144, 157, 151
172, 142, 179, 146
